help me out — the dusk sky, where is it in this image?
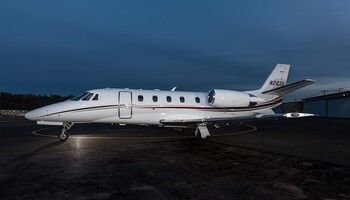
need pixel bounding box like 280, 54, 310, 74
1, 0, 350, 100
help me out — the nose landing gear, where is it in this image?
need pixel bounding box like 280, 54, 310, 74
58, 122, 74, 141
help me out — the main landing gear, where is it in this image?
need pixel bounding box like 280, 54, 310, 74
195, 123, 210, 140
58, 122, 74, 141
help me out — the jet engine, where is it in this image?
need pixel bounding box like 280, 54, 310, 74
208, 89, 265, 108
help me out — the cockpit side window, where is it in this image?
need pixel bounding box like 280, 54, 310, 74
92, 94, 99, 101
82, 93, 94, 101
71, 92, 89, 101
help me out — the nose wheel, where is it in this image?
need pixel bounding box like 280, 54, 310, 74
58, 122, 74, 141
58, 132, 69, 141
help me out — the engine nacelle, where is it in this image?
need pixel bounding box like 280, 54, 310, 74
208, 89, 251, 108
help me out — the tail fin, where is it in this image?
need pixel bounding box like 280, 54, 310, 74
246, 64, 315, 99
258, 64, 290, 94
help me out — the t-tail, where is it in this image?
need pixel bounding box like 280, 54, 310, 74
247, 64, 315, 101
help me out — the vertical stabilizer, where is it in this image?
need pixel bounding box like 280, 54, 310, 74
245, 64, 290, 99
257, 64, 290, 94
246, 64, 315, 101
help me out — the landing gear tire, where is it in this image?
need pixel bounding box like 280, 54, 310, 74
202, 135, 209, 141
59, 122, 74, 141
58, 132, 69, 141
195, 132, 209, 141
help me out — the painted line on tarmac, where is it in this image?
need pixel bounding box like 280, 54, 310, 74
32, 124, 257, 140
211, 124, 257, 137
32, 127, 192, 140
32, 127, 58, 138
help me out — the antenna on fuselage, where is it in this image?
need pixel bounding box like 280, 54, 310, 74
171, 87, 177, 92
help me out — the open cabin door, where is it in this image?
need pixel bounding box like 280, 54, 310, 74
118, 91, 132, 119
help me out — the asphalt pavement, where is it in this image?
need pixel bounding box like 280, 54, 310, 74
0, 117, 349, 199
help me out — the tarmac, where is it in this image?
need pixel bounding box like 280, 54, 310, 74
0, 117, 350, 199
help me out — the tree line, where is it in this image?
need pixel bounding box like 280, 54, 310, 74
0, 92, 72, 110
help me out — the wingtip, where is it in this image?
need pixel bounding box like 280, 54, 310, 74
305, 79, 316, 83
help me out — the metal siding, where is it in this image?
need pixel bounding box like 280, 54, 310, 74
303, 100, 327, 117
328, 97, 350, 118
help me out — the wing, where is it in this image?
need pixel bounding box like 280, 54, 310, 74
159, 112, 315, 127
160, 112, 315, 140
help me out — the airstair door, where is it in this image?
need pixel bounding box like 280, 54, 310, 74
118, 91, 132, 119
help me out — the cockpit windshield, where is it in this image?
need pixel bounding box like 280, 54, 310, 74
70, 92, 95, 101
81, 93, 94, 101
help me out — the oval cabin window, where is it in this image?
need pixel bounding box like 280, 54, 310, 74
195, 97, 200, 103
180, 96, 185, 103
153, 96, 158, 102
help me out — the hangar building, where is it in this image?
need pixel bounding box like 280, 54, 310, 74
302, 91, 350, 118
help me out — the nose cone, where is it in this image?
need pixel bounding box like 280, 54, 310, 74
25, 109, 40, 121
25, 101, 68, 121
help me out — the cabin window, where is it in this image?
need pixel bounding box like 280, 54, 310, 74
195, 97, 200, 103
153, 95, 158, 102
138, 95, 144, 102
82, 93, 94, 101
180, 96, 185, 103
166, 96, 172, 102
71, 92, 89, 101
92, 94, 99, 101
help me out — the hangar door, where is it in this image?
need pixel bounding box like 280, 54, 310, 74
118, 91, 132, 119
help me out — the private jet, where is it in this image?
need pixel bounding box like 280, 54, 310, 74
25, 64, 315, 141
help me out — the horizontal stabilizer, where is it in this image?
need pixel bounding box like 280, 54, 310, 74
262, 79, 315, 96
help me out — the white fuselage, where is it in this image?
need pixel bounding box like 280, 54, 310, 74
24, 64, 316, 141
25, 88, 278, 126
